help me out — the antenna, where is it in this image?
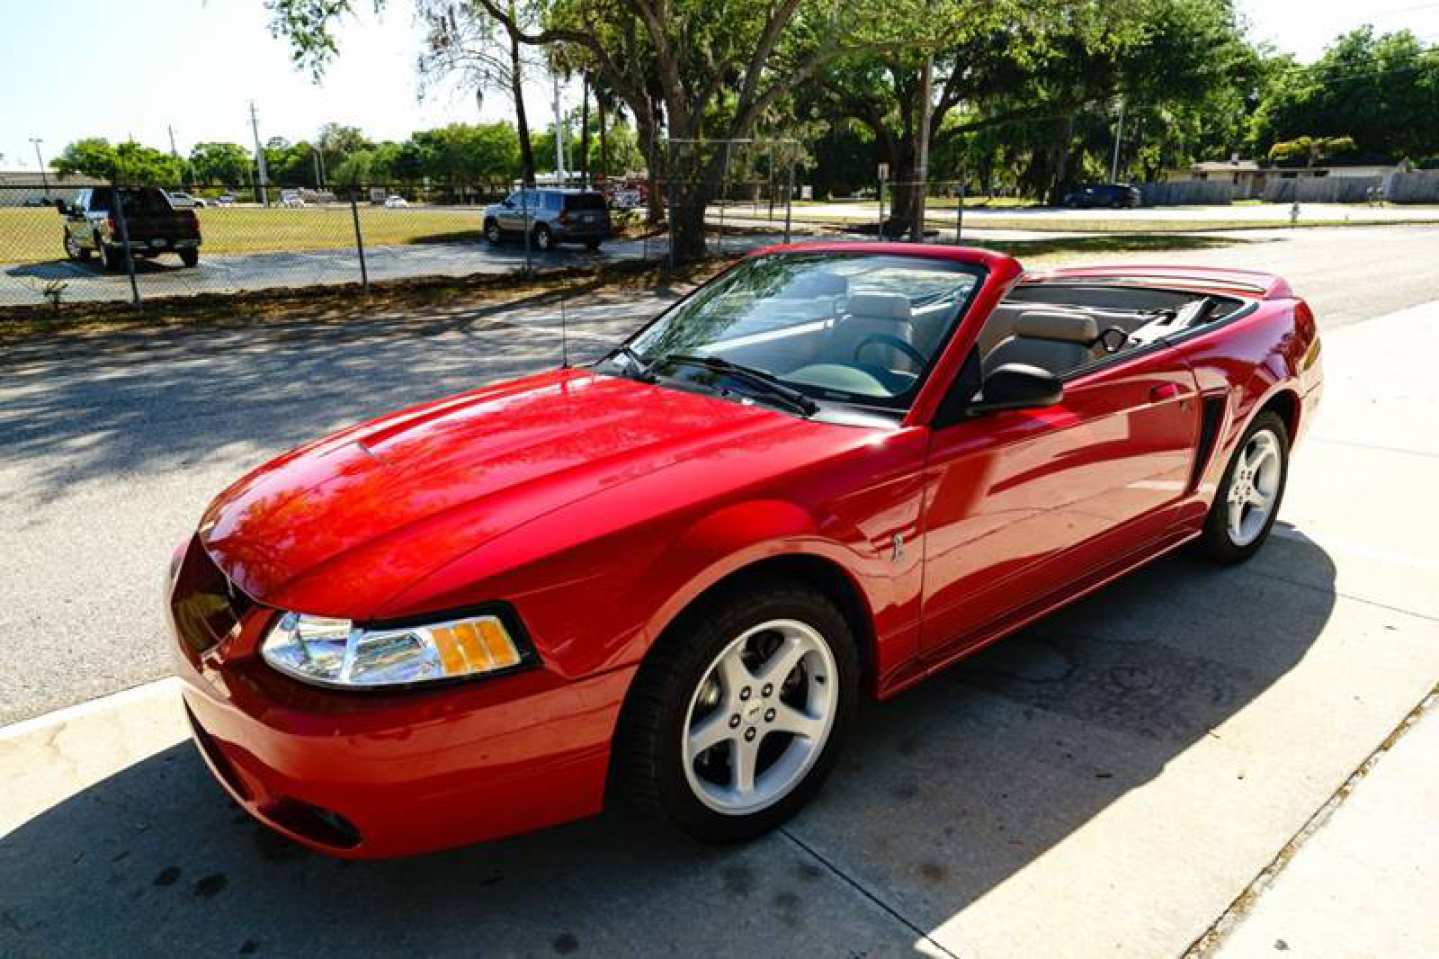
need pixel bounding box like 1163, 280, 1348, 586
559, 292, 570, 368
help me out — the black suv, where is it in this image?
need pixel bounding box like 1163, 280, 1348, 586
1063, 183, 1143, 209
483, 189, 611, 251
58, 186, 202, 270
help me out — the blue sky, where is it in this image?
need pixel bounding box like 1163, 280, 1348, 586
3, 0, 1437, 171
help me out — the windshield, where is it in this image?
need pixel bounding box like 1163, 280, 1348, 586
618, 252, 984, 411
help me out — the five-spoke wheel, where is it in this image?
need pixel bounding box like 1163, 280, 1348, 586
614, 582, 857, 842
1202, 409, 1290, 563
682, 619, 837, 815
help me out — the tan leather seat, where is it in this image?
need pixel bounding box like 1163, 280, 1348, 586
982, 311, 1098, 377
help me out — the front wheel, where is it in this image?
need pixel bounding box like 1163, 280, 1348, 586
484, 219, 502, 245
584, 238, 602, 252
613, 582, 858, 843
1200, 410, 1289, 563
178, 247, 199, 267
533, 223, 554, 252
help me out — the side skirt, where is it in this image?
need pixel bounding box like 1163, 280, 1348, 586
881, 526, 1201, 700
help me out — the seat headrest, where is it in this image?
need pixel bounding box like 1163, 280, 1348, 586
1014, 311, 1097, 344
779, 271, 849, 298
846, 292, 912, 321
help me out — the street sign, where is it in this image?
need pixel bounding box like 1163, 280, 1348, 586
877, 162, 890, 182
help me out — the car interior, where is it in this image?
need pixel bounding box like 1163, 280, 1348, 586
626, 255, 1247, 414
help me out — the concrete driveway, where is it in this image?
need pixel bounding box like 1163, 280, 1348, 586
2, 227, 1437, 956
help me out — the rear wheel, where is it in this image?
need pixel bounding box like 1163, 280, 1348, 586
613, 581, 858, 843
64, 230, 91, 262
98, 238, 119, 272
178, 247, 199, 267
1200, 410, 1289, 564
533, 223, 554, 252
584, 238, 602, 252
484, 219, 502, 245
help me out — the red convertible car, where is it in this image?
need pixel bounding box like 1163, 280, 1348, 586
169, 243, 1322, 858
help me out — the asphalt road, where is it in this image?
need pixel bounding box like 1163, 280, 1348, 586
3, 294, 1436, 957
0, 224, 1436, 725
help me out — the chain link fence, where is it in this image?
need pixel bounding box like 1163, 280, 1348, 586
0, 177, 805, 314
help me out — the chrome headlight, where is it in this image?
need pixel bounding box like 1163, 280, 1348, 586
261, 609, 531, 689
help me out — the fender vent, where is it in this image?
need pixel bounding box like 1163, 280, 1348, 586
1188, 395, 1226, 493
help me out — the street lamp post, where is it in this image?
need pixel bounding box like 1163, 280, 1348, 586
30, 138, 50, 196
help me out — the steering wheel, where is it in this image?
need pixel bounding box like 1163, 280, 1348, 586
1094, 326, 1130, 354
854, 333, 927, 370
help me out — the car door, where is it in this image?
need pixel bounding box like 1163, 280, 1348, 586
918, 346, 1199, 660
69, 190, 94, 249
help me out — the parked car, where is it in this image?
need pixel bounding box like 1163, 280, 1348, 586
166, 191, 207, 208
22, 196, 53, 207
483, 188, 611, 251
58, 186, 201, 269
214, 194, 236, 207
382, 194, 409, 208
280, 190, 306, 208
171, 243, 1322, 858
1063, 183, 1143, 208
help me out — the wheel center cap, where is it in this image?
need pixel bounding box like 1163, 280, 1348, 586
746, 704, 763, 722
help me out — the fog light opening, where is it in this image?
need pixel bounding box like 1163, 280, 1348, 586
262, 797, 362, 849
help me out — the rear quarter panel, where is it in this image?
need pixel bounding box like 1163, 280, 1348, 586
1169, 296, 1319, 508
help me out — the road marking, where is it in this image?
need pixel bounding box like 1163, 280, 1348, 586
0, 677, 180, 742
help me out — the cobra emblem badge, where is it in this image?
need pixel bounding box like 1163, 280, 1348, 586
891, 532, 905, 563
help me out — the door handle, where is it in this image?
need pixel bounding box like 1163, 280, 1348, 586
1150, 383, 1181, 402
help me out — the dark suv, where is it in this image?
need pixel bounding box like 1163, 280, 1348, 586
1062, 183, 1143, 209
59, 186, 202, 270
483, 189, 611, 251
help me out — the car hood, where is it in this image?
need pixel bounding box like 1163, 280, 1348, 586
199, 368, 809, 618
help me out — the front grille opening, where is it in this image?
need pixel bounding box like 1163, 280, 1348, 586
184, 703, 252, 801
262, 797, 362, 849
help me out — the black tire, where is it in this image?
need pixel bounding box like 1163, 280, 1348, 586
1200, 410, 1289, 564
533, 223, 554, 252
63, 230, 91, 262
484, 219, 502, 245
584, 238, 602, 252
98, 239, 119, 272
612, 579, 859, 843
178, 247, 199, 267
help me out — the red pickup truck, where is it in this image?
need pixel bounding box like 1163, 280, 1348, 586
59, 186, 202, 270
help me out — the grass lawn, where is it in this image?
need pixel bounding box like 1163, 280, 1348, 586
0, 205, 490, 265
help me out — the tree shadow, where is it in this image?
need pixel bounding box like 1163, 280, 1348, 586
0, 530, 1336, 955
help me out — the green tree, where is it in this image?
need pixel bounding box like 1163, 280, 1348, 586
189, 142, 252, 184
55, 137, 184, 185
1249, 28, 1439, 161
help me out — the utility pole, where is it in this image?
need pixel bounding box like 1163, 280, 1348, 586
313, 151, 323, 189
167, 125, 179, 161
29, 138, 49, 196
1110, 99, 1125, 183
249, 101, 270, 206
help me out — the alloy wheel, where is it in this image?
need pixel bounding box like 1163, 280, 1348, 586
681, 619, 837, 815
1226, 428, 1282, 546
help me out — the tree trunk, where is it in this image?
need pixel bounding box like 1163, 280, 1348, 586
910, 52, 933, 242
597, 97, 608, 180
508, 13, 535, 188
578, 74, 591, 187
638, 104, 664, 226
1047, 113, 1077, 205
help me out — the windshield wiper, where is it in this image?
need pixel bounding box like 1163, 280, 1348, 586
660, 353, 819, 416
607, 344, 657, 382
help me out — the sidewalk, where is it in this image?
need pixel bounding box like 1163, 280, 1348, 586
2, 301, 1437, 958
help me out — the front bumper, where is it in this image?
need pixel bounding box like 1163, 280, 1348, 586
169, 538, 632, 859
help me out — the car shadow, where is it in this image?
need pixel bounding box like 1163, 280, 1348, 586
0, 531, 1336, 956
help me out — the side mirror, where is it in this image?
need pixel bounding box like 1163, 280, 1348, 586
501, 198, 515, 208
968, 363, 1063, 415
